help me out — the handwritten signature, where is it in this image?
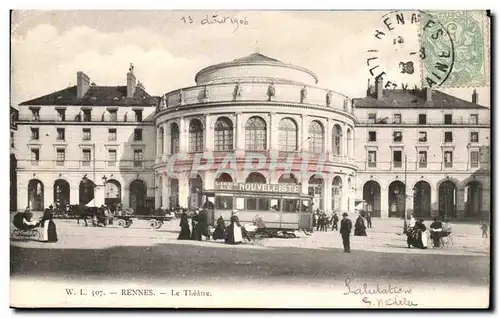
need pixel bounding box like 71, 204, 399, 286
181, 14, 249, 33
344, 277, 418, 307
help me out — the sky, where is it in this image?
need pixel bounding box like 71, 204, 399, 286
10, 10, 491, 107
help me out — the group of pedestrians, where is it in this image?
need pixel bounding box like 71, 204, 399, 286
177, 208, 249, 244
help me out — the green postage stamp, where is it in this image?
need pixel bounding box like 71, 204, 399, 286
420, 10, 490, 88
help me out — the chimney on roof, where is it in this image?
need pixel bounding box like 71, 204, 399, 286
127, 63, 136, 98
77, 71, 90, 98
425, 87, 432, 102
375, 77, 383, 100
472, 89, 478, 104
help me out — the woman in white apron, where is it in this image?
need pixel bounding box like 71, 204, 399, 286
225, 210, 243, 244
40, 209, 58, 243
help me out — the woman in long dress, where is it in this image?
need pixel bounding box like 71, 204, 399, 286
190, 209, 201, 241
39, 209, 58, 243
212, 214, 226, 240
177, 210, 191, 240
225, 210, 244, 244
354, 214, 367, 236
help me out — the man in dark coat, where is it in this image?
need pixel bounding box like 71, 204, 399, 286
212, 214, 226, 240
190, 210, 201, 240
331, 212, 339, 231
340, 213, 352, 253
366, 211, 372, 228
197, 209, 211, 241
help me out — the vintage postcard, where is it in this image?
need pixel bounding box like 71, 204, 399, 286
9, 10, 491, 308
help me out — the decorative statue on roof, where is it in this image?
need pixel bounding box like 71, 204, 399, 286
343, 96, 351, 111
159, 94, 167, 108
326, 90, 333, 107
351, 99, 356, 114
179, 89, 185, 105
202, 86, 210, 99
129, 63, 134, 73
233, 83, 242, 99
300, 86, 308, 103
267, 83, 276, 101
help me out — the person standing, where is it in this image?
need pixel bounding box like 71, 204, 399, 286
366, 211, 372, 229
39, 209, 58, 243
481, 220, 489, 238
197, 208, 210, 241
191, 209, 201, 241
429, 217, 443, 248
331, 212, 339, 231
340, 213, 352, 253
354, 214, 367, 236
225, 210, 244, 245
212, 214, 226, 240
177, 209, 191, 240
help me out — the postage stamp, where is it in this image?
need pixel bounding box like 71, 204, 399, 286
420, 10, 490, 88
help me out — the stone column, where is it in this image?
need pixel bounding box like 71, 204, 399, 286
324, 174, 332, 213
44, 186, 53, 210
380, 185, 389, 218
179, 117, 188, 153
178, 173, 189, 208
70, 186, 79, 206
18, 185, 27, 211
325, 118, 331, 155
155, 175, 161, 209
343, 123, 348, 158
122, 186, 129, 208
204, 114, 212, 151
163, 122, 170, 161
162, 176, 169, 208
155, 126, 161, 158
268, 112, 275, 151
235, 112, 244, 151
456, 188, 465, 219
300, 115, 309, 152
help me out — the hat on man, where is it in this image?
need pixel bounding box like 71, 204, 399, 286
342, 213, 348, 217
231, 209, 239, 216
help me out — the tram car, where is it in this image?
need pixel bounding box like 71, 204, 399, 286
202, 182, 314, 237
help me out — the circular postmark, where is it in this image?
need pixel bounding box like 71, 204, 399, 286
366, 10, 455, 89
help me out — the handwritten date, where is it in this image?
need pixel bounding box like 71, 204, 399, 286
181, 14, 249, 32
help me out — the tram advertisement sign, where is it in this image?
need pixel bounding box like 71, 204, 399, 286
214, 182, 301, 194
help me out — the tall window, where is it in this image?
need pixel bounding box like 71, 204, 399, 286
418, 114, 427, 125
444, 114, 452, 124
393, 151, 402, 168
82, 128, 91, 140
56, 109, 65, 121
368, 131, 377, 142
83, 109, 91, 122
470, 132, 479, 143
393, 113, 402, 124
31, 128, 39, 140
368, 151, 377, 168
31, 148, 39, 165
308, 121, 324, 153
108, 149, 117, 166
444, 151, 453, 168
31, 109, 40, 121
108, 110, 117, 121
393, 131, 403, 142
332, 124, 342, 155
82, 149, 91, 166
134, 110, 143, 122
56, 149, 65, 166
108, 129, 117, 141
171, 123, 180, 153
368, 113, 377, 124
278, 118, 298, 152
470, 151, 479, 168
189, 119, 204, 152
245, 116, 267, 150
56, 128, 65, 141
469, 114, 478, 124
418, 131, 427, 142
214, 117, 234, 151
419, 151, 427, 168
444, 131, 453, 143
134, 129, 143, 141
134, 150, 143, 167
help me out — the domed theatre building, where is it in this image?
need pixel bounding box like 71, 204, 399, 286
154, 53, 358, 212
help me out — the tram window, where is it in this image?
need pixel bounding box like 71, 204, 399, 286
235, 197, 245, 210
301, 200, 311, 213
215, 196, 233, 210
283, 199, 299, 213
258, 198, 269, 210
269, 198, 281, 211
246, 198, 257, 210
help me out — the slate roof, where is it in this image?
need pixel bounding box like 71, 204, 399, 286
231, 53, 284, 64
20, 85, 158, 107
353, 88, 488, 109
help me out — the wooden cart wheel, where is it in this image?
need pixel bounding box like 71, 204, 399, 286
149, 219, 158, 229
154, 220, 163, 229
124, 220, 132, 228
117, 219, 126, 228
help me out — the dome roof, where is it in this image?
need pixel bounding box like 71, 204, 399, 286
194, 52, 318, 86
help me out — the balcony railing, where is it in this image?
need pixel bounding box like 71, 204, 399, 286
358, 160, 489, 171
393, 162, 402, 168
158, 82, 354, 114
368, 162, 377, 168
419, 162, 427, 168
357, 118, 490, 126
17, 159, 156, 170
